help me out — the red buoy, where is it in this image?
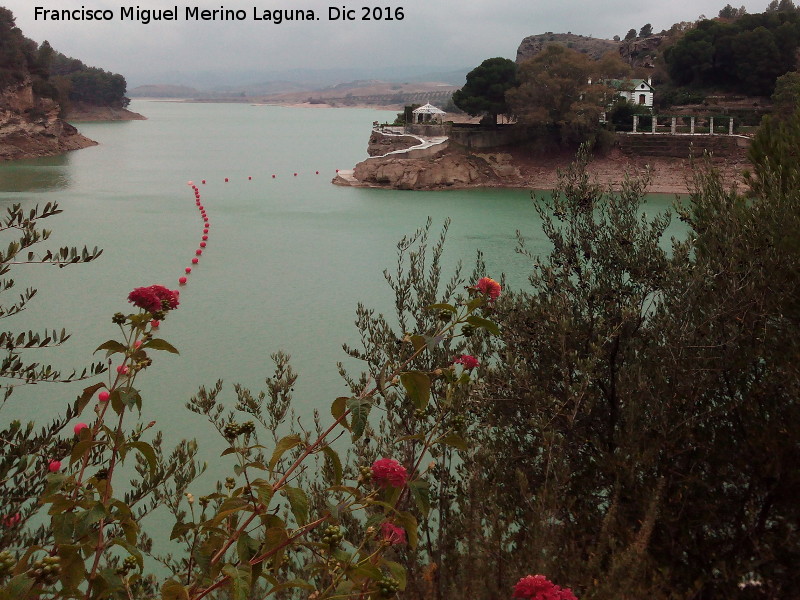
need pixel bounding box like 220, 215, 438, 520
200, 241, 206, 248
202, 235, 208, 241
185, 267, 192, 274
202, 179, 206, 184
196, 249, 202, 256
192, 258, 199, 264
225, 178, 229, 182
179, 276, 187, 284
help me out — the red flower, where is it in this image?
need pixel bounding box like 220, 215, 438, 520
2, 513, 21, 527
380, 521, 406, 545
48, 460, 61, 473
128, 285, 180, 313
73, 422, 88, 435
475, 277, 502, 300
453, 354, 479, 369
371, 458, 408, 488
512, 575, 577, 600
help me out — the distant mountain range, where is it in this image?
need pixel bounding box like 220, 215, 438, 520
128, 66, 470, 98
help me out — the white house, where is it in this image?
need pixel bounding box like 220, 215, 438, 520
608, 78, 655, 107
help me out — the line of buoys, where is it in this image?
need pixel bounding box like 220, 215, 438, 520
181, 181, 212, 292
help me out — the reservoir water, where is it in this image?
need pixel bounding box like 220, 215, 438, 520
0, 100, 682, 450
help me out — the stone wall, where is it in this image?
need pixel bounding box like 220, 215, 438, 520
617, 134, 750, 158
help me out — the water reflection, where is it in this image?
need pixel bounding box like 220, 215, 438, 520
0, 154, 72, 192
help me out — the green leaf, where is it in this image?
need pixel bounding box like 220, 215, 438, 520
57, 544, 84, 593
466, 296, 486, 311
144, 338, 180, 354
409, 480, 432, 518
409, 334, 427, 353
128, 441, 157, 473
265, 579, 314, 597
281, 485, 309, 525
331, 396, 350, 430
75, 502, 108, 539
161, 579, 190, 600
2, 575, 34, 598
425, 302, 456, 313
347, 397, 371, 441
437, 432, 469, 450
75, 381, 105, 414
466, 315, 501, 335
94, 339, 127, 356
400, 371, 431, 410
269, 434, 303, 472
321, 446, 343, 485
70, 439, 102, 466
396, 511, 418, 549
118, 387, 141, 410
251, 479, 274, 507
350, 562, 383, 582
237, 532, 261, 563
212, 497, 248, 526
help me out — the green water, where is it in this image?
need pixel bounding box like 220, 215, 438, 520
0, 100, 683, 444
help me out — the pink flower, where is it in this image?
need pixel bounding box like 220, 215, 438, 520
380, 521, 406, 545
73, 422, 88, 435
371, 458, 408, 488
98, 390, 110, 402
48, 460, 61, 473
2, 513, 21, 527
453, 354, 479, 370
116, 365, 129, 375
128, 285, 180, 313
475, 277, 502, 300
512, 575, 577, 600
150, 320, 160, 328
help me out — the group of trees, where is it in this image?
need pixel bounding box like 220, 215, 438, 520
453, 47, 633, 144
0, 7, 129, 113
664, 8, 800, 95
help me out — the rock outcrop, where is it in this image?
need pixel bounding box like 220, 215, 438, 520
619, 36, 665, 69
347, 150, 522, 190
516, 33, 620, 63
367, 130, 420, 156
0, 80, 97, 160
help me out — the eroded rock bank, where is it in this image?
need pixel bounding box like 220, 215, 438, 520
67, 103, 146, 122
0, 80, 97, 160
336, 145, 751, 194
349, 150, 523, 190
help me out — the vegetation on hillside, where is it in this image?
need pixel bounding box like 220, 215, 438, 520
0, 7, 129, 113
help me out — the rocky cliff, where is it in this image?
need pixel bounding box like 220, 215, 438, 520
516, 33, 620, 62
0, 80, 97, 160
348, 149, 522, 190
367, 130, 420, 156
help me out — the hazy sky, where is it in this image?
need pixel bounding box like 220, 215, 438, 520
2, 0, 767, 86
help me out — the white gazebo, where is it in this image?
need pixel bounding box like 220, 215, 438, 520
412, 103, 446, 124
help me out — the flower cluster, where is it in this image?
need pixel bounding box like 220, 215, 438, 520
371, 458, 408, 488
380, 521, 406, 546
127, 285, 180, 314
2, 513, 20, 527
475, 277, 502, 300
453, 354, 479, 370
512, 575, 577, 600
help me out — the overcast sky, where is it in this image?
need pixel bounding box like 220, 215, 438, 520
2, 0, 768, 86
